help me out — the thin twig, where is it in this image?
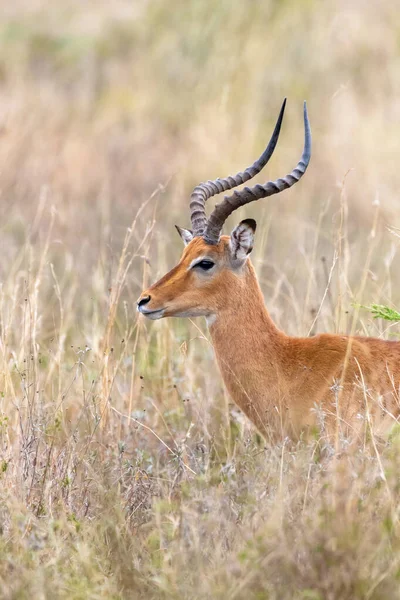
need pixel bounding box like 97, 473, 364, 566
307, 251, 338, 336
110, 404, 197, 476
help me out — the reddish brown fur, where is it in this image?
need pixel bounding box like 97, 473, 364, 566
139, 236, 400, 441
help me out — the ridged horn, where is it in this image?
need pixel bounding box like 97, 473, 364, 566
203, 101, 311, 245
189, 98, 287, 237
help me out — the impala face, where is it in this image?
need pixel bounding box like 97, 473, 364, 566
137, 220, 256, 320
136, 99, 310, 323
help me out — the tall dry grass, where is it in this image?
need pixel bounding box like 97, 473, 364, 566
0, 0, 400, 598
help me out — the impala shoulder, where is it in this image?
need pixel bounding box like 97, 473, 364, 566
306, 333, 349, 352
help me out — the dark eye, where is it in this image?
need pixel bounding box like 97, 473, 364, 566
194, 260, 215, 271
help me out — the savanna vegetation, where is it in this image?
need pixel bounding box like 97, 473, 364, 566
1, 1, 400, 598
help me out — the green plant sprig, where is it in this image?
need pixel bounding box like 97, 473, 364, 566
357, 304, 400, 322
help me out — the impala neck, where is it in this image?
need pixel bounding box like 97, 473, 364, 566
208, 259, 284, 344
207, 259, 288, 438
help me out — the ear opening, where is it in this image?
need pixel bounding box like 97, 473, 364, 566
175, 225, 193, 246
230, 219, 256, 262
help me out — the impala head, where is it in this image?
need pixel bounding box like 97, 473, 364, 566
137, 99, 311, 321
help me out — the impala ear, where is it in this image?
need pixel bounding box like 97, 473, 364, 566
175, 225, 194, 246
230, 219, 256, 262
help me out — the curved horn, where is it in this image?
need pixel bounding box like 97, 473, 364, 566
203, 101, 311, 245
189, 98, 287, 237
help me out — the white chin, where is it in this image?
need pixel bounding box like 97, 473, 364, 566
205, 314, 217, 326
170, 310, 206, 318
141, 309, 165, 320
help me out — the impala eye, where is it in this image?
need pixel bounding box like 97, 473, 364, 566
194, 259, 215, 271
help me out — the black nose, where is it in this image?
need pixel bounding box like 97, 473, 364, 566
138, 295, 151, 308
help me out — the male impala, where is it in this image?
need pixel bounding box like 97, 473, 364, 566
137, 100, 400, 441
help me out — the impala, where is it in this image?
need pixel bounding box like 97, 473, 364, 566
137, 100, 400, 441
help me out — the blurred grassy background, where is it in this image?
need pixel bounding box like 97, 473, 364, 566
1, 1, 400, 598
